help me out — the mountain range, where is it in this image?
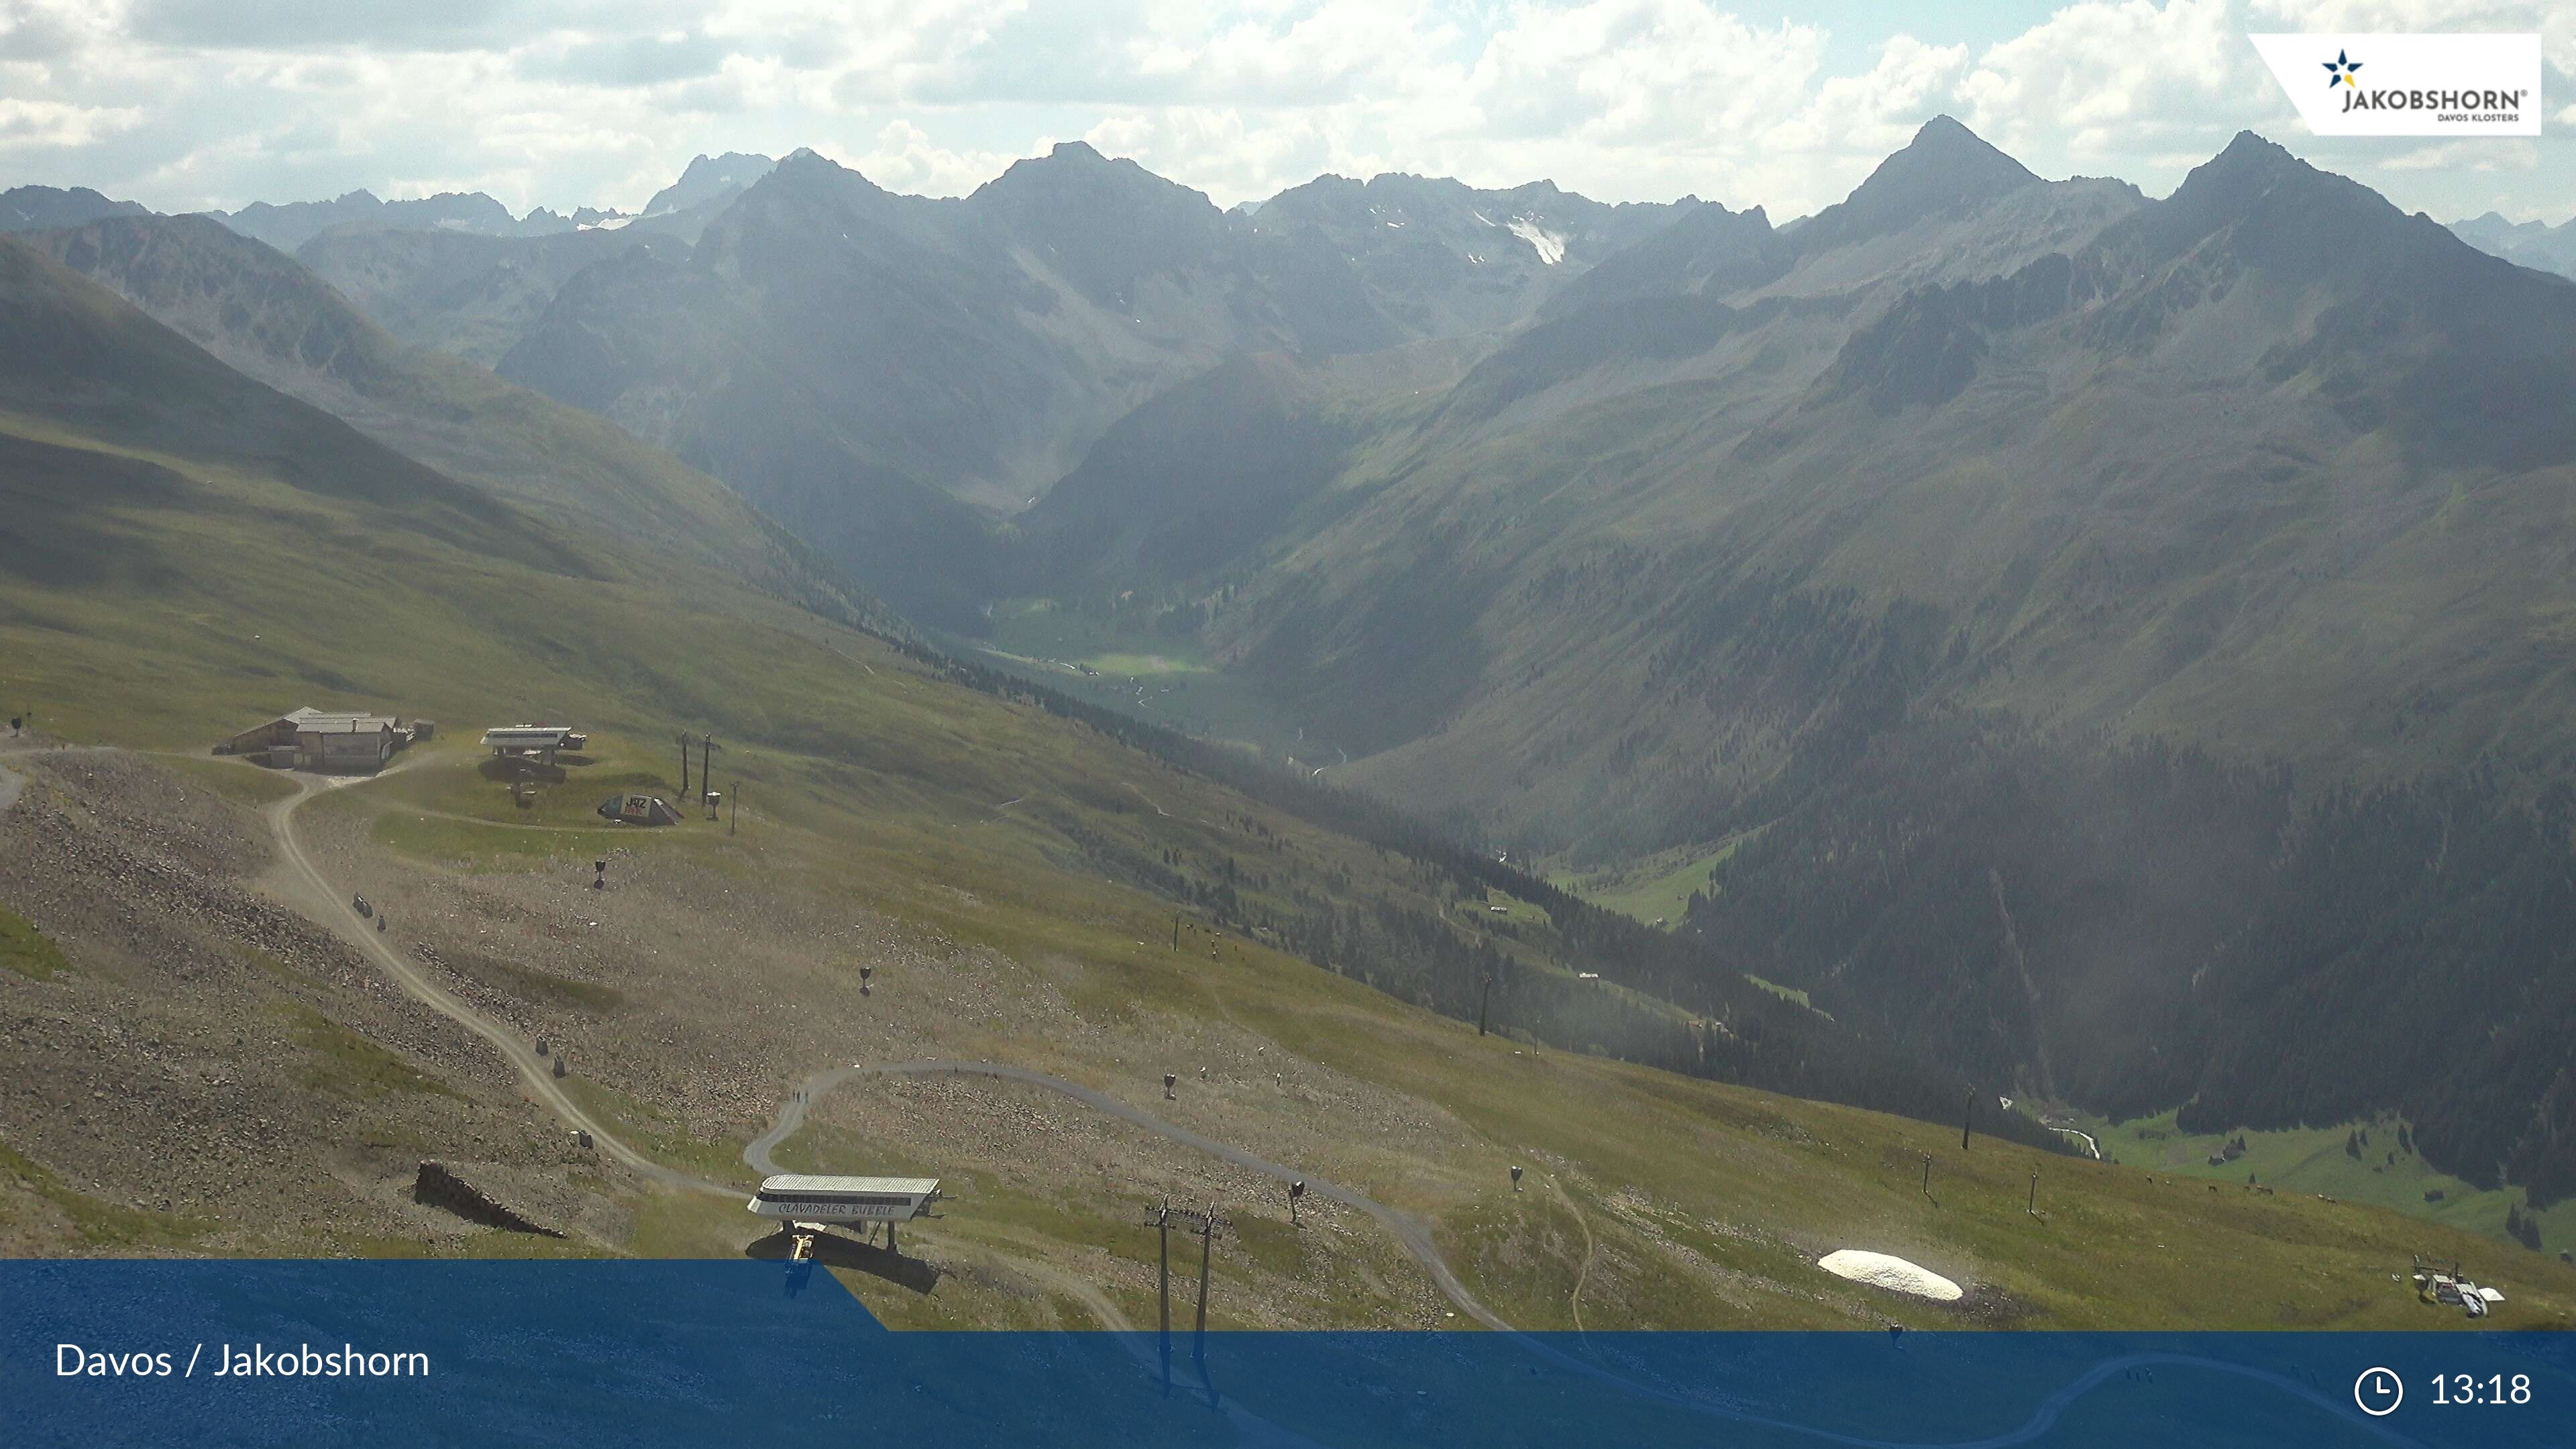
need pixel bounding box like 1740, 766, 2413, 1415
31, 203, 2558, 1324
473, 143, 1694, 625
13, 120, 2576, 1218
1024, 122, 2576, 834
0, 219, 2094, 1236
2451, 210, 2576, 280
1015, 121, 2576, 1203
1, 184, 150, 233
202, 189, 616, 252
21, 211, 870, 624
0, 156, 1727, 628
634, 151, 777, 237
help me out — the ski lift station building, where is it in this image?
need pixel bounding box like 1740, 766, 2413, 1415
218, 706, 405, 773
748, 1175, 941, 1224
480, 724, 590, 761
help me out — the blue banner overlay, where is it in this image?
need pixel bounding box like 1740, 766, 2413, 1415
4, 1260, 2570, 1447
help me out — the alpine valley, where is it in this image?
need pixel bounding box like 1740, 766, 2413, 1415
9, 113, 2576, 1284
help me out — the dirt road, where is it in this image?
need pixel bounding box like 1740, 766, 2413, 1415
244, 761, 1161, 1338
749, 1059, 1515, 1332
260, 763, 732, 1199
5, 745, 2410, 1446
743, 1063, 2410, 1449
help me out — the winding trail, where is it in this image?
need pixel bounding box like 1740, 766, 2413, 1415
0, 741, 718, 1204
261, 762, 732, 1199
751, 1067, 2419, 1447
267, 759, 2422, 1446
747, 1059, 1512, 1332
1546, 1175, 1595, 1335
1, 743, 2422, 1449
237, 757, 1158, 1339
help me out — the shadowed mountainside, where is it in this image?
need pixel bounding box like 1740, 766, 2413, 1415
489, 144, 1695, 626
1021, 123, 2576, 1210
23, 213, 876, 627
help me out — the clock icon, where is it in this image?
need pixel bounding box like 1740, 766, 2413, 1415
2355, 1366, 2404, 1417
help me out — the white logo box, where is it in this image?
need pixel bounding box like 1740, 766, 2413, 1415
2250, 33, 2542, 137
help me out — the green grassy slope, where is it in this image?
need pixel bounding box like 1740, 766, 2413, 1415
1554, 840, 1742, 927
224, 739, 2576, 1330
2093, 1110, 2576, 1250
965, 598, 1309, 757
3, 231, 2571, 1326
21, 215, 877, 626
1014, 131, 2576, 1249
1033, 130, 2576, 859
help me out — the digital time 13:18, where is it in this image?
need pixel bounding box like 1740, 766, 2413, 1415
2428, 1373, 2532, 1405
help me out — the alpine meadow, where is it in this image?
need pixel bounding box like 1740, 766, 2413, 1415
7, 15, 2576, 1366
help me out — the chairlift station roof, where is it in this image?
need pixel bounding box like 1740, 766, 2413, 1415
749, 1174, 941, 1222
482, 725, 579, 746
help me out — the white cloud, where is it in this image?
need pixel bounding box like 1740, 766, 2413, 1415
0, 0, 2565, 227
2249, 0, 2576, 76
0, 97, 142, 148
1083, 109, 1327, 202
0, 0, 123, 62
2381, 137, 2541, 170
1458, 0, 1821, 145
1764, 35, 1972, 162
1137, 0, 1449, 108
853, 117, 1019, 196
1957, 0, 2245, 162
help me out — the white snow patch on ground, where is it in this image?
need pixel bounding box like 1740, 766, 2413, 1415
1818, 1250, 1963, 1301
2051, 1126, 2100, 1159
1506, 219, 1566, 264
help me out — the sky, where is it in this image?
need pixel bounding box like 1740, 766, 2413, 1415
2, 0, 2569, 225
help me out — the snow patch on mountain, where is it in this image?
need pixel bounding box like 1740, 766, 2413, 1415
1507, 218, 1565, 264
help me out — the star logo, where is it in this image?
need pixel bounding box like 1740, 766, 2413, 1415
2322, 49, 2363, 89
